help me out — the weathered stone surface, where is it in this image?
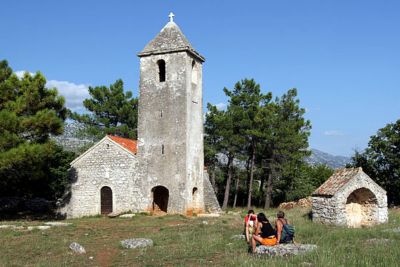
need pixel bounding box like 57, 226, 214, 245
279, 197, 311, 210
44, 222, 72, 227
121, 238, 153, 249
197, 213, 220, 218
255, 244, 317, 256
59, 17, 221, 219
0, 225, 24, 230
312, 168, 387, 227
119, 214, 136, 218
27, 226, 51, 231
69, 242, 86, 254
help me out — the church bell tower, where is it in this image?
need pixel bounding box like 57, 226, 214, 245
137, 13, 205, 214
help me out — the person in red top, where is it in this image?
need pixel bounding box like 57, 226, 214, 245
244, 210, 257, 243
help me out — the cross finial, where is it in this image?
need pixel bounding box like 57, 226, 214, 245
169, 12, 175, 22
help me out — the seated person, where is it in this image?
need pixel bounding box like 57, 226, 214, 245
244, 210, 257, 243
275, 210, 294, 244
251, 213, 277, 252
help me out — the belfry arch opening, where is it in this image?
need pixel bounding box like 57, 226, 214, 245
100, 186, 113, 215
345, 187, 379, 228
157, 59, 166, 82
152, 185, 169, 213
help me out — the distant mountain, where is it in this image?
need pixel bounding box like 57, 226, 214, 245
305, 149, 351, 169
55, 123, 351, 169
52, 122, 94, 152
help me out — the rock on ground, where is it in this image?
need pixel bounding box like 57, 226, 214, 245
69, 242, 86, 254
27, 226, 51, 231
278, 197, 312, 210
121, 238, 153, 249
0, 225, 24, 230
119, 214, 136, 218
44, 222, 72, 227
197, 213, 220, 218
255, 244, 317, 256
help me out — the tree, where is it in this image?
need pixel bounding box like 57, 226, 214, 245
71, 79, 138, 139
0, 60, 73, 201
259, 88, 311, 207
223, 79, 271, 209
204, 103, 244, 209
350, 119, 400, 205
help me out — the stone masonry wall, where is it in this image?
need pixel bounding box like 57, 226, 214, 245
61, 138, 145, 218
312, 172, 388, 226
138, 51, 203, 213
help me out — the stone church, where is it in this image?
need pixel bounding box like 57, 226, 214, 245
60, 14, 221, 218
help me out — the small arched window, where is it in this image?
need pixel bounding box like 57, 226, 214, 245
157, 60, 166, 82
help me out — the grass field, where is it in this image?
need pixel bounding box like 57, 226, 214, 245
1, 208, 400, 266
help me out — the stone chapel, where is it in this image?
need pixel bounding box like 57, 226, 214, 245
60, 14, 221, 218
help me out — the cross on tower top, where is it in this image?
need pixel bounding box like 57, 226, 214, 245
169, 12, 175, 22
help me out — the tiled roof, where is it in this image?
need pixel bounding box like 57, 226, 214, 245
312, 167, 363, 197
108, 135, 137, 154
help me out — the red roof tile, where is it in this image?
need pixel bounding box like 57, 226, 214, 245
108, 135, 138, 154
312, 167, 362, 197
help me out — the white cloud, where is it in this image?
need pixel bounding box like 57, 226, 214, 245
215, 102, 227, 111
324, 130, 345, 136
46, 80, 89, 113
15, 70, 34, 78
15, 70, 89, 113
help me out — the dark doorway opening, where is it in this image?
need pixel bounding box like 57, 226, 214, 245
152, 186, 169, 212
101, 186, 113, 215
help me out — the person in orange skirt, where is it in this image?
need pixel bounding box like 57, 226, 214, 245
251, 213, 277, 253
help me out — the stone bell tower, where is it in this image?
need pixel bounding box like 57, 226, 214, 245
137, 13, 205, 214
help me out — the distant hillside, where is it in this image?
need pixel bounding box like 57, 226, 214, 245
55, 123, 351, 168
305, 149, 351, 169
52, 122, 94, 152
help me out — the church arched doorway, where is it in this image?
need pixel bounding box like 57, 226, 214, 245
100, 186, 113, 215
152, 186, 169, 212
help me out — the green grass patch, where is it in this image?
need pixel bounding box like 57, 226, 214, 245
0, 209, 400, 266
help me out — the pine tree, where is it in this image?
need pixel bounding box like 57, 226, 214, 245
70, 79, 138, 139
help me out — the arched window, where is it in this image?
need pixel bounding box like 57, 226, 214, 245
157, 60, 166, 82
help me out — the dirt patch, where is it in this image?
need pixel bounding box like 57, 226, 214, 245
95, 247, 119, 267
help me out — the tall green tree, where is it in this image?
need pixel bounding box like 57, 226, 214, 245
350, 119, 400, 204
0, 60, 73, 200
223, 79, 271, 209
259, 88, 311, 208
204, 103, 244, 209
71, 79, 138, 139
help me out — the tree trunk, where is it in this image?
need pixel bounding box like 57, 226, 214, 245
247, 142, 256, 209
222, 155, 233, 210
233, 176, 240, 208
210, 167, 217, 193
264, 169, 273, 209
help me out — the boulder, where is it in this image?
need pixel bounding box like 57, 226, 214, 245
69, 242, 86, 254
255, 244, 317, 256
44, 222, 72, 227
121, 238, 153, 249
27, 226, 51, 231
0, 225, 24, 230
119, 214, 136, 218
197, 213, 220, 218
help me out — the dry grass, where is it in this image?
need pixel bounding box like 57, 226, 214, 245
1, 208, 400, 266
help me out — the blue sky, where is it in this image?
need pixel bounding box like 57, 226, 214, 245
1, 1, 399, 156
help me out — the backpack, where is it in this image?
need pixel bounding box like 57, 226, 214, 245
280, 219, 295, 243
